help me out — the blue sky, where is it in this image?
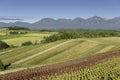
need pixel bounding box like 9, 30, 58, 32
0, 0, 120, 23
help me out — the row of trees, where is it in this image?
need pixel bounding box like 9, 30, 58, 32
8, 26, 30, 30
9, 31, 28, 34
43, 30, 120, 42
42, 31, 79, 43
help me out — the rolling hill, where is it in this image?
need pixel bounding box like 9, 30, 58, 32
0, 37, 120, 80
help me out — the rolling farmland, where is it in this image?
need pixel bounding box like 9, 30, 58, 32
0, 50, 120, 80
0, 37, 120, 68
0, 0, 120, 79
0, 36, 120, 80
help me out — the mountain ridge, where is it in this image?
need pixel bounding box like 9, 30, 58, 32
0, 16, 120, 30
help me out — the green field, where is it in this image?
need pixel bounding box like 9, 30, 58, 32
0, 30, 120, 80
0, 37, 120, 69
21, 37, 120, 66
1, 33, 52, 46
0, 28, 9, 35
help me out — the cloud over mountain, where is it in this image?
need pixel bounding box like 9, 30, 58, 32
0, 16, 23, 21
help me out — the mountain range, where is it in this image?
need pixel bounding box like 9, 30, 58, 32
0, 16, 120, 30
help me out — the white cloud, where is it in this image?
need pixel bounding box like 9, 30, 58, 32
0, 16, 23, 21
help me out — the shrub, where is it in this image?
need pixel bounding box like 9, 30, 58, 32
0, 60, 4, 71
0, 41, 9, 50
9, 31, 19, 34
60, 31, 80, 39
21, 41, 33, 46
4, 63, 11, 70
43, 34, 61, 43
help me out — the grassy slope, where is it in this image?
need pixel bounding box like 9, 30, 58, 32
38, 40, 98, 65
0, 37, 120, 69
0, 40, 65, 65
0, 35, 21, 40
2, 33, 51, 46
0, 30, 30, 40
21, 37, 120, 66
22, 39, 84, 65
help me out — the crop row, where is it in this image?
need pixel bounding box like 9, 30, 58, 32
1, 38, 120, 69
47, 57, 120, 80
0, 50, 120, 80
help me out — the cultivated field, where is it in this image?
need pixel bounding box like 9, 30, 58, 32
0, 28, 9, 35
0, 37, 120, 69
1, 33, 52, 46
0, 31, 120, 80
0, 50, 120, 80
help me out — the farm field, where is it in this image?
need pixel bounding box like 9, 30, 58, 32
1, 0, 120, 79
17, 37, 120, 66
0, 37, 120, 69
0, 40, 65, 65
0, 50, 120, 80
1, 33, 52, 46
0, 28, 9, 35
47, 55, 120, 80
0, 32, 120, 80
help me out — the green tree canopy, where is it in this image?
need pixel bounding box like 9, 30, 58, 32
0, 41, 9, 50
0, 60, 4, 70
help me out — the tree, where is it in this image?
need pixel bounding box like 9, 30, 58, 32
43, 31, 80, 43
0, 41, 9, 50
0, 60, 4, 70
21, 41, 33, 46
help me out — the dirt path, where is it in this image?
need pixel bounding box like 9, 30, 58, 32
12, 40, 74, 64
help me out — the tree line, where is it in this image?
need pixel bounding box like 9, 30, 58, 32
43, 30, 120, 43
8, 26, 30, 30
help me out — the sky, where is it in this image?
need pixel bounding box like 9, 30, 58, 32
0, 0, 120, 23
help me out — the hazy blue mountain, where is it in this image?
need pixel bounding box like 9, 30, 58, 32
84, 16, 107, 29
0, 16, 120, 30
0, 22, 30, 28
31, 18, 56, 29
